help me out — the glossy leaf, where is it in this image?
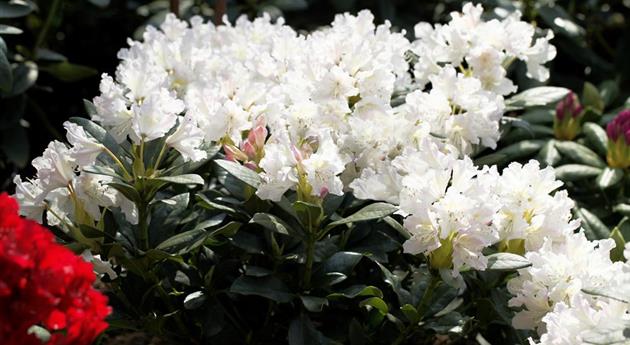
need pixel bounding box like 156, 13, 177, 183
554, 164, 602, 181
486, 253, 531, 270
230, 275, 293, 303
555, 141, 606, 167
596, 167, 623, 189
505, 87, 570, 111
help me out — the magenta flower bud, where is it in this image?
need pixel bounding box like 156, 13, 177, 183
555, 92, 583, 120
554, 91, 584, 140
319, 186, 329, 199
606, 109, 630, 168
606, 110, 630, 144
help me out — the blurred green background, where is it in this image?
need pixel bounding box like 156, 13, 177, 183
1, 0, 629, 190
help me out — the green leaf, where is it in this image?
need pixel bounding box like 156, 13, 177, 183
35, 48, 67, 62
250, 213, 293, 236
183, 291, 206, 310
294, 201, 323, 230
486, 253, 531, 270
9, 61, 38, 96
0, 47, 11, 92
596, 168, 623, 189
300, 295, 328, 312
41, 61, 98, 82
599, 80, 619, 107
475, 140, 545, 166
582, 81, 605, 113
0, 0, 33, 18
538, 6, 584, 38
325, 202, 397, 231
575, 208, 610, 240
270, 0, 308, 10
230, 275, 293, 303
214, 159, 261, 188
505, 87, 570, 111
327, 285, 383, 300
288, 314, 340, 345
554, 164, 602, 181
151, 174, 204, 186
554, 141, 606, 167
610, 226, 626, 262
359, 297, 389, 315
582, 122, 608, 156
536, 140, 561, 167
519, 108, 554, 124
0, 24, 22, 35
401, 304, 420, 324
155, 228, 206, 251
320, 251, 362, 276
0, 125, 28, 167
107, 182, 141, 204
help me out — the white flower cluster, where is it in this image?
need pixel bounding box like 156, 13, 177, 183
14, 3, 555, 223
508, 234, 630, 345
397, 153, 578, 275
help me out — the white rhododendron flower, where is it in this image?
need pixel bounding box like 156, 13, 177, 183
507, 232, 622, 331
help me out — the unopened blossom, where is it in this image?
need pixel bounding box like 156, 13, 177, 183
606, 109, 630, 168
553, 92, 583, 140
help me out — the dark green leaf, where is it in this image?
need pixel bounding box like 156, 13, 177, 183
325, 202, 397, 231
214, 159, 261, 188
0, 47, 11, 92
9, 61, 38, 96
320, 251, 362, 276
0, 24, 22, 34
155, 228, 206, 251
327, 285, 383, 300
582, 81, 604, 113
583, 122, 608, 156
505, 87, 570, 111
475, 140, 545, 166
288, 314, 340, 345
596, 168, 623, 189
151, 174, 204, 186
0, 0, 33, 18
230, 275, 293, 303
575, 208, 610, 240
250, 212, 293, 236
107, 182, 141, 204
554, 164, 602, 181
599, 80, 619, 107
183, 291, 206, 310
300, 296, 328, 312
610, 225, 626, 262
555, 141, 606, 167
42, 61, 98, 82
536, 140, 561, 167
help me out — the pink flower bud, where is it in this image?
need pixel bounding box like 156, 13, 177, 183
224, 144, 248, 162
319, 187, 329, 199
241, 141, 257, 160
248, 125, 268, 150
243, 161, 258, 171
291, 145, 303, 162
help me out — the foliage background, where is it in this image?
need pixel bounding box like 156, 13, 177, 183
1, 0, 629, 191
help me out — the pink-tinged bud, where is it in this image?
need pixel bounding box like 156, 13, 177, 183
319, 187, 329, 199
606, 110, 630, 168
291, 145, 303, 162
241, 141, 257, 160
243, 161, 258, 171
553, 91, 584, 140
248, 125, 268, 149
224, 144, 248, 162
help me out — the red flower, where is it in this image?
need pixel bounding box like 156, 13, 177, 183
0, 193, 111, 345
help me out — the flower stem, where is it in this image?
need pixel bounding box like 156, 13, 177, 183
392, 273, 441, 345
104, 147, 133, 181
152, 141, 168, 174
303, 233, 316, 289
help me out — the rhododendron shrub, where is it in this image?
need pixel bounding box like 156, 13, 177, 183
12, 3, 630, 345
0, 193, 110, 345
